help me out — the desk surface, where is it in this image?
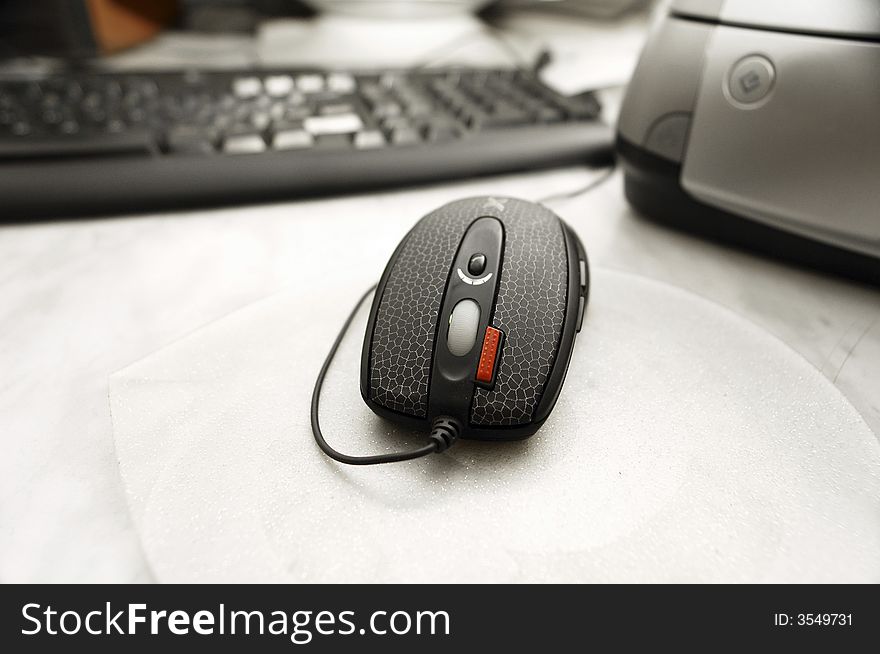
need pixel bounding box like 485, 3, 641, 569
1, 11, 878, 582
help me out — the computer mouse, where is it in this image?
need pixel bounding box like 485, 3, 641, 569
360, 196, 588, 441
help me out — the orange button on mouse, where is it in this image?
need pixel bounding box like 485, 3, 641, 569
476, 326, 503, 384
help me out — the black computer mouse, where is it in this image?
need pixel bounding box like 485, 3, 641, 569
360, 196, 588, 441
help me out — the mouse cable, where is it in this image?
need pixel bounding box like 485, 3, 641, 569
311, 284, 461, 465
536, 158, 618, 206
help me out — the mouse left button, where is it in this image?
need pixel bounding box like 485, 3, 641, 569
447, 299, 480, 356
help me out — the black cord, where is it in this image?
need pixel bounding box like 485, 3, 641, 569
485, 24, 534, 70
310, 284, 461, 465
413, 23, 540, 70
536, 159, 618, 206
412, 29, 487, 69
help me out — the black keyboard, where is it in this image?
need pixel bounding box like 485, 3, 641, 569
0, 68, 611, 218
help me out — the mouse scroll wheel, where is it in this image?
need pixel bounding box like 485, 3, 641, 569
468, 253, 487, 276
448, 299, 480, 356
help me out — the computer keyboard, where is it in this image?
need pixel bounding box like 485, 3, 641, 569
0, 68, 611, 217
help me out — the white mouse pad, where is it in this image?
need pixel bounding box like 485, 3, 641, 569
109, 269, 880, 582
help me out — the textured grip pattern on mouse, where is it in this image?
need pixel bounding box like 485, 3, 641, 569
470, 202, 567, 426
368, 197, 567, 426
368, 204, 473, 417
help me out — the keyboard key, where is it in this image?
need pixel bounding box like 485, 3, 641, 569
65, 81, 84, 101
105, 119, 127, 133
41, 92, 61, 108
304, 113, 364, 135
59, 120, 79, 135
353, 130, 385, 149
481, 106, 531, 128
424, 121, 459, 142
272, 118, 305, 132
138, 79, 159, 98
285, 91, 306, 106
296, 74, 324, 94
318, 102, 355, 116
41, 109, 63, 125
166, 125, 216, 154
372, 100, 402, 118
127, 107, 148, 124
327, 72, 356, 93
250, 111, 271, 131
264, 75, 294, 98
233, 77, 262, 99
380, 116, 412, 131
404, 100, 432, 117
282, 106, 312, 122
272, 129, 314, 151
11, 121, 31, 136
314, 134, 352, 149
23, 82, 42, 101
222, 133, 266, 154
105, 81, 123, 100
83, 92, 103, 111
269, 102, 286, 122
389, 126, 421, 145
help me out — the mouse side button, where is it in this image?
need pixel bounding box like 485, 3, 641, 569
475, 326, 504, 385
576, 295, 586, 332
